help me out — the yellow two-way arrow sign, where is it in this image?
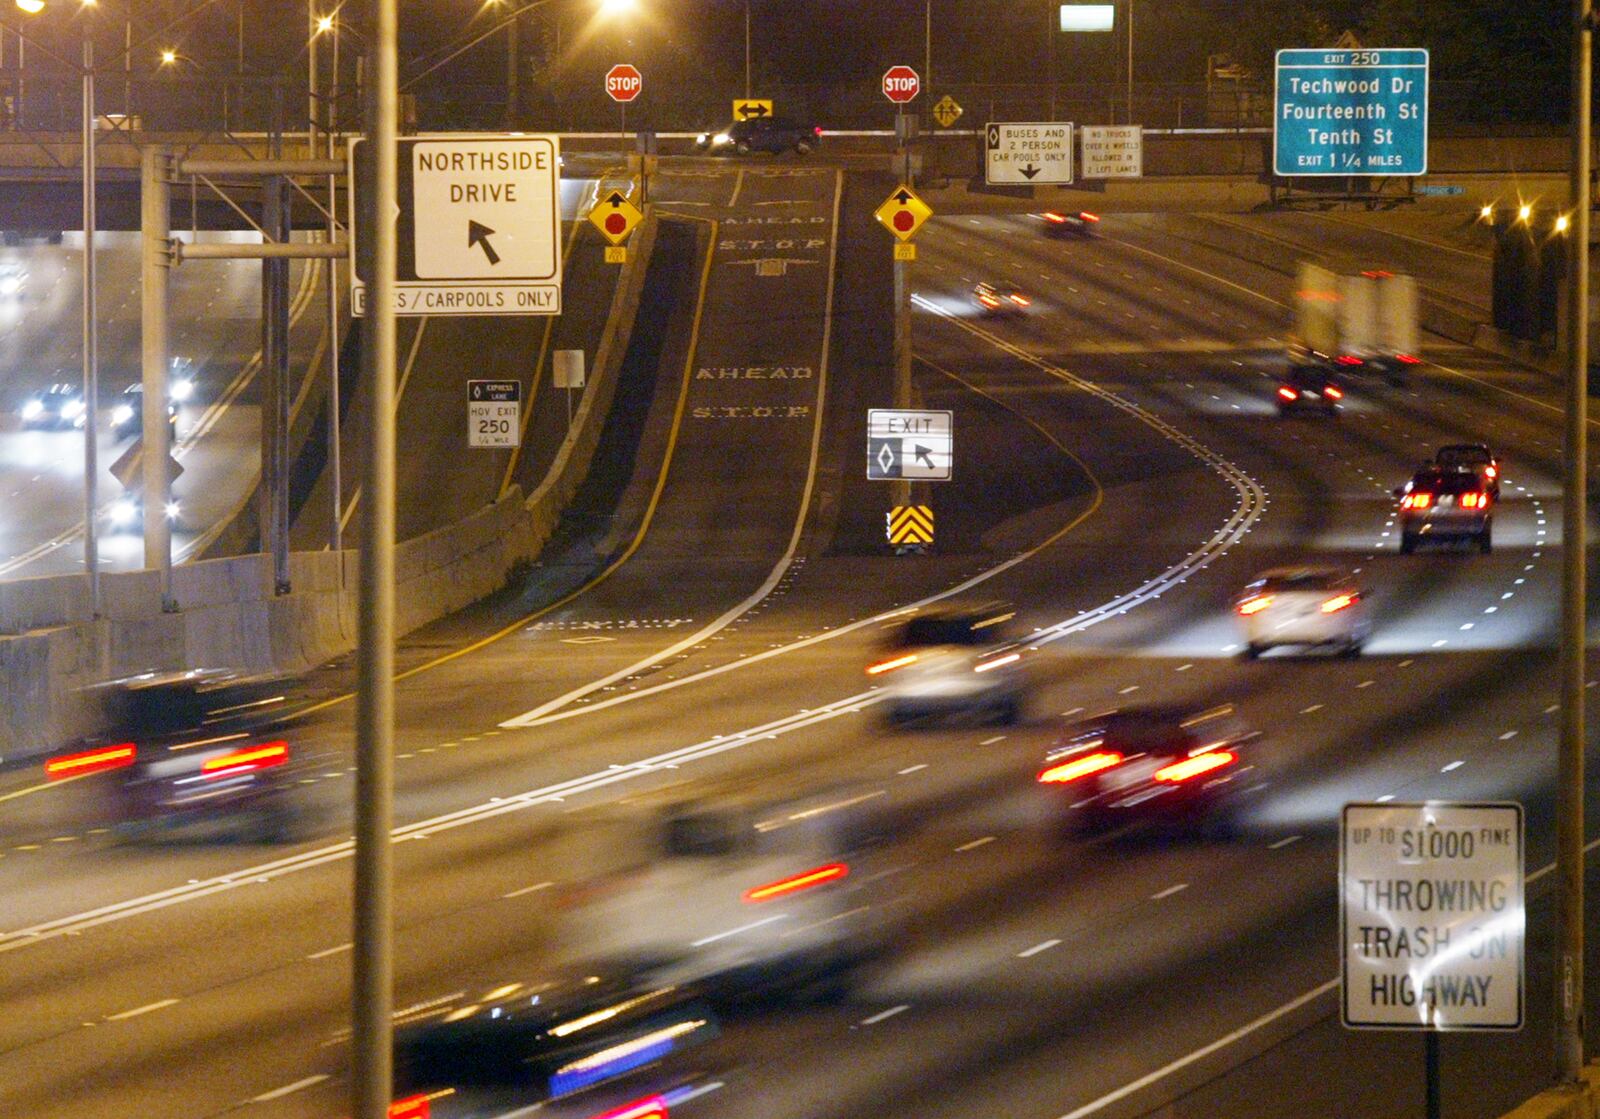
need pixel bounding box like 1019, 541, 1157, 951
588, 188, 643, 246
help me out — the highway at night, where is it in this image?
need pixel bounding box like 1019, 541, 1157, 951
0, 153, 1595, 1119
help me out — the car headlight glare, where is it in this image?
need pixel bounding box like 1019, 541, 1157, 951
61, 399, 85, 419
169, 378, 193, 402
111, 404, 134, 425
164, 501, 181, 520
21, 399, 43, 419
110, 500, 137, 525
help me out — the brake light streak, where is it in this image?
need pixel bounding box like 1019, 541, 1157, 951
1153, 751, 1236, 783
200, 741, 289, 779
867, 653, 918, 675
44, 743, 136, 780
1320, 593, 1358, 614
1235, 595, 1273, 616
742, 862, 850, 903
1038, 751, 1124, 784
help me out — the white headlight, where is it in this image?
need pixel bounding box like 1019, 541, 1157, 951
0, 276, 20, 295
111, 404, 134, 425
110, 500, 137, 525
21, 399, 43, 419
60, 399, 85, 419
169, 378, 193, 402
712, 133, 731, 146
163, 501, 181, 520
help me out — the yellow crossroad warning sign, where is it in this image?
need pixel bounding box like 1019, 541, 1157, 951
887, 505, 934, 546
932, 94, 963, 128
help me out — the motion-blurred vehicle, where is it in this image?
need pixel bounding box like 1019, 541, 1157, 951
1, 229, 63, 246
1434, 442, 1500, 498
106, 491, 181, 533
869, 600, 1026, 725
1234, 565, 1368, 658
109, 375, 190, 440
1275, 364, 1344, 415
47, 669, 307, 842
972, 281, 1032, 319
19, 382, 87, 429
392, 970, 722, 1119
1039, 209, 1100, 237
0, 263, 26, 297
1036, 704, 1257, 837
555, 783, 892, 1001
695, 116, 820, 155
1290, 260, 1419, 383
1395, 467, 1493, 554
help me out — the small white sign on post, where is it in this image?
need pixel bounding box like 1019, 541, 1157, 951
553, 349, 586, 389
1341, 801, 1524, 1031
1080, 124, 1143, 179
468, 380, 520, 449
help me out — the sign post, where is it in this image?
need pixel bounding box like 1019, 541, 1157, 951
1342, 801, 1524, 1119
349, 133, 562, 316
872, 180, 933, 540
1273, 48, 1428, 177
606, 63, 642, 160
985, 122, 1074, 185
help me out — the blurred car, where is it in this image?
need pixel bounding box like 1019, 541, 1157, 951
1036, 704, 1257, 837
555, 783, 893, 1002
106, 492, 181, 533
1039, 209, 1100, 237
20, 382, 87, 429
1275, 365, 1344, 415
110, 381, 185, 440
1234, 565, 1368, 658
1395, 466, 1493, 554
0, 263, 27, 297
972, 281, 1032, 319
869, 601, 1026, 724
47, 669, 307, 842
1434, 442, 1500, 498
393, 970, 722, 1119
1, 229, 63, 246
695, 116, 820, 155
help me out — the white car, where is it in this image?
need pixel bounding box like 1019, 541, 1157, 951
869, 601, 1026, 724
1235, 566, 1369, 658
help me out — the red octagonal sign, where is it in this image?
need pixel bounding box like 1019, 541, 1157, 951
605, 63, 642, 103
882, 65, 920, 104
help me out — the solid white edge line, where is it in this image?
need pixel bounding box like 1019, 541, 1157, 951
250, 1074, 331, 1103
1017, 938, 1062, 958
105, 997, 180, 1021
859, 1004, 910, 1026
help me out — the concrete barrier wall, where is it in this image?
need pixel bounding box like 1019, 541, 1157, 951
0, 214, 675, 762
1499, 1064, 1600, 1119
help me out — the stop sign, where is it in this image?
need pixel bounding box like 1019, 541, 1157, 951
882, 65, 920, 104
892, 211, 916, 233
605, 63, 642, 103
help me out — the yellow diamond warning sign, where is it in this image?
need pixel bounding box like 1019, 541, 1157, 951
588, 188, 643, 245
887, 505, 934, 546
874, 184, 932, 242
932, 94, 963, 128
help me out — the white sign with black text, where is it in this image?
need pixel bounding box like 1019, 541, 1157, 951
468, 380, 521, 449
867, 409, 952, 481
1080, 124, 1143, 179
1341, 801, 1524, 1031
985, 122, 1074, 185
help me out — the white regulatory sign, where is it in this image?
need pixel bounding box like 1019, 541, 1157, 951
468, 379, 521, 449
1080, 124, 1143, 179
985, 122, 1073, 185
867, 409, 952, 481
1341, 801, 1524, 1031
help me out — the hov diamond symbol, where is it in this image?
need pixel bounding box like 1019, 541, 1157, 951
867, 409, 952, 481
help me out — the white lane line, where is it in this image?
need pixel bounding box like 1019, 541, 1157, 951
898, 764, 929, 775
1441, 761, 1465, 773
250, 1075, 330, 1103
306, 943, 351, 960
1356, 680, 1375, 689
1299, 704, 1323, 715
1018, 938, 1062, 958
1176, 663, 1193, 672
1268, 835, 1302, 850
503, 881, 554, 899
979, 736, 1007, 746
860, 1004, 910, 1026
1150, 883, 1189, 900
1499, 731, 1518, 741
1118, 685, 1140, 694
106, 997, 180, 1021
957, 836, 996, 852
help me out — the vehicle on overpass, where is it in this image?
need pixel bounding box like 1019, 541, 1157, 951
109, 364, 192, 439
555, 783, 893, 1002
1037, 704, 1257, 838
1395, 466, 1494, 554
869, 600, 1027, 724
1234, 566, 1368, 659
1275, 364, 1344, 416
1039, 209, 1100, 237
0, 262, 26, 297
695, 116, 821, 156
19, 382, 87, 429
48, 669, 309, 843
392, 969, 722, 1119
1289, 260, 1420, 383
106, 491, 182, 533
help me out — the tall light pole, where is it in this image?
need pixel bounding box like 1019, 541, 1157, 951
1125, 0, 1133, 124
1557, 0, 1590, 1087
315, 10, 342, 552
743, 0, 750, 99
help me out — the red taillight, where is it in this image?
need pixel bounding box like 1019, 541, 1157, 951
1008, 293, 1031, 306
1043, 211, 1067, 223
389, 1095, 431, 1119
1038, 751, 1124, 784
867, 653, 918, 676
1401, 492, 1433, 510
743, 863, 849, 903
1236, 594, 1273, 616
1153, 751, 1237, 783
1397, 353, 1422, 364
200, 741, 289, 779
1079, 211, 1100, 222
1320, 593, 1358, 614
591, 1097, 669, 1119
1459, 492, 1489, 509
978, 294, 1000, 308
813, 126, 823, 137
1277, 386, 1298, 401
45, 743, 136, 780
1323, 385, 1343, 400
1335, 355, 1363, 366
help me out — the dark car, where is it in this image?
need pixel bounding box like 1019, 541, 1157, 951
696, 116, 821, 155
1434, 443, 1500, 498
1275, 365, 1344, 415
1036, 704, 1257, 837
1039, 209, 1100, 237
1396, 467, 1493, 554
972, 281, 1032, 318
392, 971, 722, 1119
48, 669, 307, 842
19, 382, 87, 429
